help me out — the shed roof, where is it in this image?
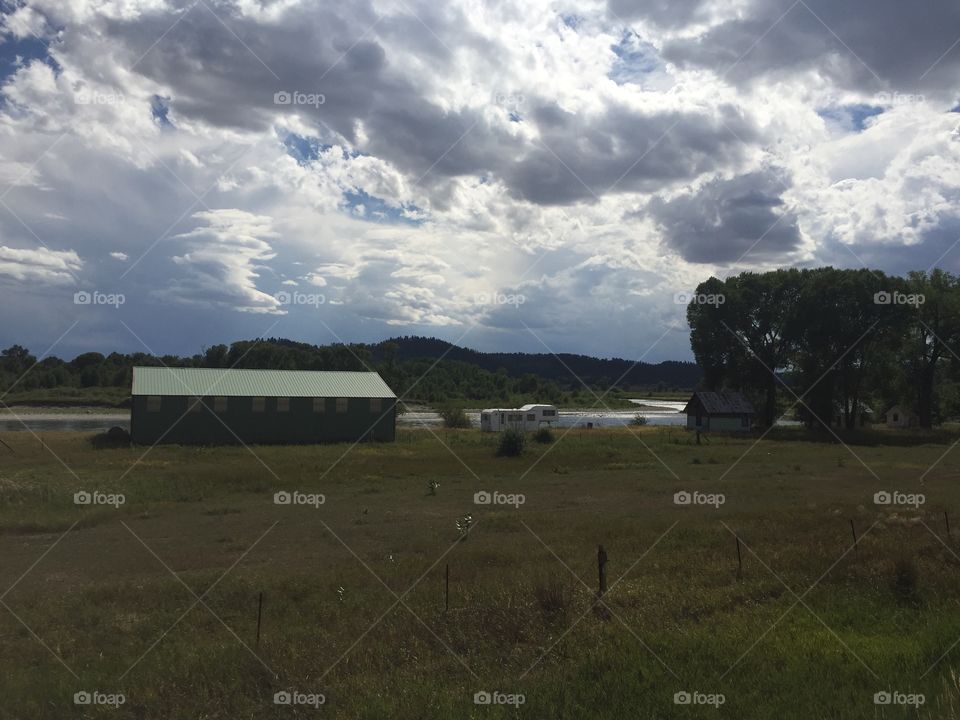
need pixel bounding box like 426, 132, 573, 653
684, 391, 755, 415
132, 367, 396, 398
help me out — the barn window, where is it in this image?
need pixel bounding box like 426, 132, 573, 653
252, 397, 265, 413
336, 397, 348, 413
313, 397, 325, 413
146, 396, 161, 412
214, 397, 227, 413
370, 398, 382, 413
188, 396, 202, 413
277, 397, 290, 413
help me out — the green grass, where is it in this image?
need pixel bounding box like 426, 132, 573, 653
1, 386, 130, 408
0, 426, 959, 717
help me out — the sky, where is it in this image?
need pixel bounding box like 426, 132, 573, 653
0, 0, 959, 363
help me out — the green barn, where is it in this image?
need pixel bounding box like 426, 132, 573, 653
130, 367, 397, 445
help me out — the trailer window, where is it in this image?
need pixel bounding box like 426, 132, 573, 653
527, 413, 535, 421
147, 396, 161, 412
277, 397, 290, 413
313, 397, 325, 413
214, 397, 227, 413
370, 398, 382, 413
336, 398, 348, 413
542, 409, 556, 417
252, 397, 265, 413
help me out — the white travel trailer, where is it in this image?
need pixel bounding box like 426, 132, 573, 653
480, 404, 558, 432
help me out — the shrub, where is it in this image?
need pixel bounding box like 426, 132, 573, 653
891, 556, 920, 605
533, 427, 554, 443
532, 574, 573, 623
439, 407, 471, 429
629, 413, 648, 426
496, 429, 525, 457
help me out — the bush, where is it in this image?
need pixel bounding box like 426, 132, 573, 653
496, 429, 525, 457
532, 574, 573, 623
533, 427, 554, 443
629, 413, 648, 426
439, 407, 471, 429
891, 556, 920, 605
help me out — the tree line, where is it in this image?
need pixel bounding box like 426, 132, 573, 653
0, 336, 696, 408
687, 268, 960, 429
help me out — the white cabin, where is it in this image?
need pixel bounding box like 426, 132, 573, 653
480, 404, 557, 432
886, 404, 918, 428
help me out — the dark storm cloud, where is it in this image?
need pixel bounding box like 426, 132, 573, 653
649, 168, 801, 263
607, 0, 708, 28
507, 101, 757, 205
662, 0, 960, 98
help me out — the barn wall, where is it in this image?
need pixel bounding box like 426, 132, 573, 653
130, 396, 396, 445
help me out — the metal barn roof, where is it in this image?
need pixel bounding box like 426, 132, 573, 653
132, 367, 396, 398
684, 391, 755, 415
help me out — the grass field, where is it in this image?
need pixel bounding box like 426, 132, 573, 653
1, 425, 959, 718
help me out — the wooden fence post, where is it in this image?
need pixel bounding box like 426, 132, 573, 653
736, 535, 743, 580
597, 544, 608, 597
850, 519, 858, 555
256, 592, 263, 648
946, 511, 951, 539
445, 563, 450, 612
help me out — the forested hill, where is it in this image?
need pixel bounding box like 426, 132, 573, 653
370, 336, 700, 388
0, 335, 700, 408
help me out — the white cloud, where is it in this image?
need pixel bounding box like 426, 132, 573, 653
0, 0, 957, 359
0, 245, 81, 284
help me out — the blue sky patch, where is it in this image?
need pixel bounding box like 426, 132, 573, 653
151, 95, 173, 129
343, 188, 425, 226
609, 32, 661, 85
281, 132, 332, 165
0, 32, 58, 85
817, 103, 884, 132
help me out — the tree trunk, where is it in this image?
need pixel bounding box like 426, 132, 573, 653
918, 364, 935, 429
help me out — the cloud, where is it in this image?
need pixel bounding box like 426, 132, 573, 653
661, 0, 960, 99
0, 245, 81, 284
162, 209, 283, 314
649, 168, 802, 264
0, 0, 957, 362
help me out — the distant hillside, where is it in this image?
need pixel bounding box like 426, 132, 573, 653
0, 335, 700, 409
369, 336, 701, 389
